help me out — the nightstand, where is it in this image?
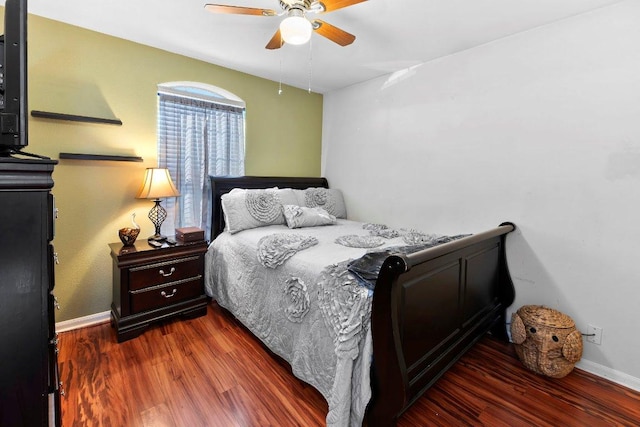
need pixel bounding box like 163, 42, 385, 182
109, 238, 209, 342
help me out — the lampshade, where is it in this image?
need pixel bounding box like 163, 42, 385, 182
136, 168, 180, 200
280, 9, 312, 45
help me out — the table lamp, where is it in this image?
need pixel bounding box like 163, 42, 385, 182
136, 168, 180, 241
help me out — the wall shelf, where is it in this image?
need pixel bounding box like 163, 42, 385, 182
31, 110, 123, 126
59, 153, 143, 162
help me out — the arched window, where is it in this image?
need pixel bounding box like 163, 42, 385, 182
157, 82, 245, 239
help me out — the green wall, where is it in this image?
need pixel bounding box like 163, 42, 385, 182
4, 11, 323, 322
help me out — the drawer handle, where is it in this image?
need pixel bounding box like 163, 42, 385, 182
161, 289, 177, 298
159, 267, 176, 277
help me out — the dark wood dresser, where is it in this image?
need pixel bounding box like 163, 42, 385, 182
0, 157, 61, 426
110, 238, 209, 342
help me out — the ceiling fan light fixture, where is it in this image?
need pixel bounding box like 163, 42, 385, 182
279, 9, 312, 45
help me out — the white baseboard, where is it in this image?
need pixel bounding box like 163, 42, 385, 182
55, 310, 111, 333
576, 359, 640, 392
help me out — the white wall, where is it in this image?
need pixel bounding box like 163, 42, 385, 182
322, 0, 640, 387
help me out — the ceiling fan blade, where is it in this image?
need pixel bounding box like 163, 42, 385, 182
312, 20, 355, 46
204, 4, 277, 16
317, 0, 367, 13
265, 29, 284, 50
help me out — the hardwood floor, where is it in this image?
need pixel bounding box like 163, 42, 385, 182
58, 302, 640, 426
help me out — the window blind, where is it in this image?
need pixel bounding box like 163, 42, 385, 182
157, 92, 245, 239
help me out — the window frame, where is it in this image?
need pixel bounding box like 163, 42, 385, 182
157, 82, 246, 109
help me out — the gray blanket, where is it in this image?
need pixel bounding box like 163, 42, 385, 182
347, 234, 470, 289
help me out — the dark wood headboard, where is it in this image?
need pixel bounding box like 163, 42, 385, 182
209, 176, 329, 240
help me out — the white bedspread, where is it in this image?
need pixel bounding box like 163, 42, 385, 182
205, 219, 410, 427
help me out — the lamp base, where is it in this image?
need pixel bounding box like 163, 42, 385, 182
147, 199, 168, 242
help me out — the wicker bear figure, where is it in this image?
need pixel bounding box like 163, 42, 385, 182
510, 305, 583, 378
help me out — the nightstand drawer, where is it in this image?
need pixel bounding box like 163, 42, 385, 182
129, 255, 202, 291
130, 276, 203, 313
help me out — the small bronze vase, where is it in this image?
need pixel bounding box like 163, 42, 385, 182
118, 227, 140, 246
118, 213, 141, 246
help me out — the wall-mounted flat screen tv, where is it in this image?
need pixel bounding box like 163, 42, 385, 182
0, 0, 28, 156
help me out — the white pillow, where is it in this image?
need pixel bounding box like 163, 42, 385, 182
282, 205, 337, 229
221, 188, 297, 234
293, 188, 347, 219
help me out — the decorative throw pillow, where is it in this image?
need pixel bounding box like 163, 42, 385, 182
221, 188, 297, 234
282, 205, 337, 229
293, 188, 347, 219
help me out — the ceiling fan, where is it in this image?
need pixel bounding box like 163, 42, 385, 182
204, 0, 367, 49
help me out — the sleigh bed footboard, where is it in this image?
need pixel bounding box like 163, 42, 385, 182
367, 223, 516, 426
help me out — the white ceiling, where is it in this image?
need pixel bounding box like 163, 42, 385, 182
6, 0, 624, 93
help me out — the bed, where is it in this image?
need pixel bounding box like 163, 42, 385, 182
205, 176, 516, 427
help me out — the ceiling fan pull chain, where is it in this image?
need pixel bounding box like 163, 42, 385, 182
279, 56, 284, 95
308, 37, 313, 94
